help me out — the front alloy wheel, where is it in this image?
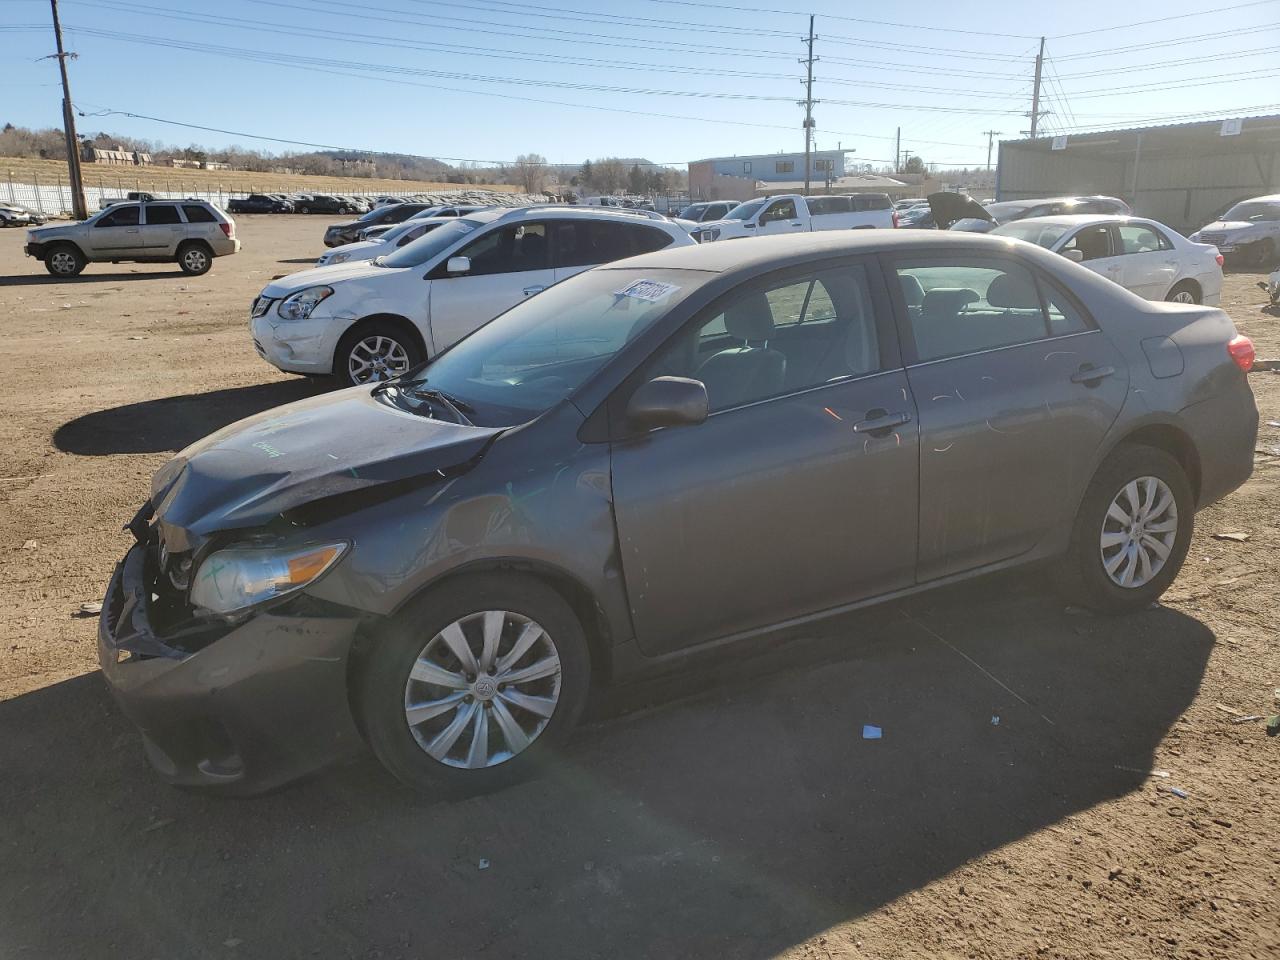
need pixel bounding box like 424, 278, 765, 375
348, 334, 410, 384
404, 610, 562, 769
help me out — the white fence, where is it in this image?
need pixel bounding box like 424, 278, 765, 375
2, 171, 442, 217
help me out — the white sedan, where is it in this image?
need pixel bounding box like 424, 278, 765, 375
315, 217, 455, 267
992, 215, 1222, 305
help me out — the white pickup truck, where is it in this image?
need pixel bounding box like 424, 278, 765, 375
689, 193, 897, 242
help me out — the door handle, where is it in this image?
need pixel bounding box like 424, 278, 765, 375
790, 221, 803, 226
522, 285, 545, 296
1070, 363, 1116, 385
852, 409, 912, 435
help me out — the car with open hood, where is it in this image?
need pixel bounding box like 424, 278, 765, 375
992, 215, 1223, 305
1189, 195, 1280, 267
103, 230, 1257, 797
928, 193, 1132, 233
252, 206, 694, 387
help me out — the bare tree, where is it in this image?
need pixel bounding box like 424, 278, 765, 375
515, 153, 548, 193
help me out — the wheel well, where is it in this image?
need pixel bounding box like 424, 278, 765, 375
177, 238, 212, 253
1169, 278, 1200, 297
1113, 425, 1202, 502
47, 239, 83, 256
345, 561, 614, 715
341, 313, 428, 359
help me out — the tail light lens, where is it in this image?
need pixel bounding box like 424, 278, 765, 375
220, 222, 233, 238
1215, 253, 1225, 267
892, 210, 900, 228
1227, 334, 1255, 371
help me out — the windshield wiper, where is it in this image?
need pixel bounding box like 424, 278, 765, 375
405, 386, 474, 425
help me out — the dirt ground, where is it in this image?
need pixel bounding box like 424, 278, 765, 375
0, 217, 1276, 960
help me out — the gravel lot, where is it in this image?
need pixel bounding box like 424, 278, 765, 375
1, 215, 1277, 960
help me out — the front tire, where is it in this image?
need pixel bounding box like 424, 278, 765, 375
334, 320, 423, 387
356, 574, 591, 796
177, 242, 213, 275
1054, 444, 1193, 614
44, 243, 85, 277
1254, 238, 1276, 268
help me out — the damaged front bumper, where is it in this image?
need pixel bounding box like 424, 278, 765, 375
98, 540, 367, 794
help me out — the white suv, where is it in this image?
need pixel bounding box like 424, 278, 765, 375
251, 207, 695, 386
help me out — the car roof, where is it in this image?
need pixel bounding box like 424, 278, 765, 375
996, 214, 1160, 228
607, 230, 1052, 275
1233, 194, 1280, 203
490, 205, 681, 227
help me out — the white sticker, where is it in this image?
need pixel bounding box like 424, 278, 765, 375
616, 279, 681, 302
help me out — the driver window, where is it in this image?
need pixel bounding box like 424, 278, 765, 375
761, 199, 796, 223
97, 206, 140, 228
452, 222, 549, 276
1061, 225, 1112, 261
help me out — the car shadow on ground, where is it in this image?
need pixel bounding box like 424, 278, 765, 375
0, 574, 1212, 959
0, 270, 189, 286
276, 257, 318, 264
52, 379, 326, 455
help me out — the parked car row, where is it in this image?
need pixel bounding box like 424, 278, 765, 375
101, 226, 1258, 796
688, 192, 897, 242
0, 202, 48, 226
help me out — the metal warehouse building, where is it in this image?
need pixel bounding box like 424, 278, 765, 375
996, 114, 1280, 233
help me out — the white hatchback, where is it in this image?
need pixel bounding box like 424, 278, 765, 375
251, 207, 695, 386
992, 215, 1223, 305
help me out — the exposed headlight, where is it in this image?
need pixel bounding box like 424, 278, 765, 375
329, 252, 350, 264
189, 541, 348, 616
278, 285, 334, 320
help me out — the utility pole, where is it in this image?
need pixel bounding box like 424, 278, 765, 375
799, 14, 817, 193
48, 0, 87, 219
894, 126, 900, 173
983, 130, 1002, 170
1028, 36, 1046, 139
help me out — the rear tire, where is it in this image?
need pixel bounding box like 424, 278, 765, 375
177, 241, 213, 275
356, 574, 591, 797
1053, 444, 1193, 614
44, 243, 85, 277
334, 320, 423, 388
1165, 281, 1200, 304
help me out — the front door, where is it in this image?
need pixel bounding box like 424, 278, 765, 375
888, 255, 1129, 581
427, 221, 554, 351
756, 197, 803, 236
610, 259, 919, 655
87, 204, 146, 257
1059, 222, 1122, 287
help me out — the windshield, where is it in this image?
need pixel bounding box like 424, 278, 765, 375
677, 204, 705, 219
1220, 201, 1280, 222
723, 199, 766, 221
984, 201, 1033, 222
396, 268, 698, 427
379, 218, 485, 268
991, 221, 1074, 248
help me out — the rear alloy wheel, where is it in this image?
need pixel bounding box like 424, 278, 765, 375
1165, 281, 1199, 304
44, 243, 85, 277
1053, 444, 1193, 614
357, 575, 590, 796
336, 322, 422, 387
177, 243, 212, 275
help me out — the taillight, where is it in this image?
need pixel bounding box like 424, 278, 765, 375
1227, 334, 1255, 371
892, 210, 900, 228
220, 222, 233, 238
1215, 253, 1224, 267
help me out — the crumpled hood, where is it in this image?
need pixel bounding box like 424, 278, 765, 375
150, 388, 501, 544
1195, 220, 1260, 236
261, 260, 397, 297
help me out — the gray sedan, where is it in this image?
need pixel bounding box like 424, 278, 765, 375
98, 231, 1258, 796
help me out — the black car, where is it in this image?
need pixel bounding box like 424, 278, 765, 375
323, 202, 436, 247
226, 194, 295, 214
98, 231, 1256, 797
296, 194, 359, 215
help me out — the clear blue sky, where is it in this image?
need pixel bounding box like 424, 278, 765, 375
2, 0, 1278, 170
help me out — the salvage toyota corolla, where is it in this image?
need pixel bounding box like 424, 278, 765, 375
99, 232, 1258, 796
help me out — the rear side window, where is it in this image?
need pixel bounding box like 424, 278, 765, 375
893, 258, 1089, 362
97, 205, 139, 227
144, 204, 181, 225
182, 205, 216, 223
853, 194, 891, 211
553, 221, 673, 268
809, 196, 851, 215
1116, 223, 1172, 254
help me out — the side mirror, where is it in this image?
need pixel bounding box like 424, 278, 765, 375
626, 377, 709, 432
1062, 249, 1084, 263
446, 256, 471, 274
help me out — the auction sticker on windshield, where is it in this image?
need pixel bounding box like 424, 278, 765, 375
616, 279, 681, 302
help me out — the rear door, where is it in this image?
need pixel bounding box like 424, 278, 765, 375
87, 204, 146, 257
1113, 221, 1179, 299
139, 203, 184, 254
609, 258, 918, 654
427, 220, 554, 350
887, 254, 1129, 581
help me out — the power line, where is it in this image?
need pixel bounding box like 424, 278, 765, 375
1051, 0, 1279, 39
